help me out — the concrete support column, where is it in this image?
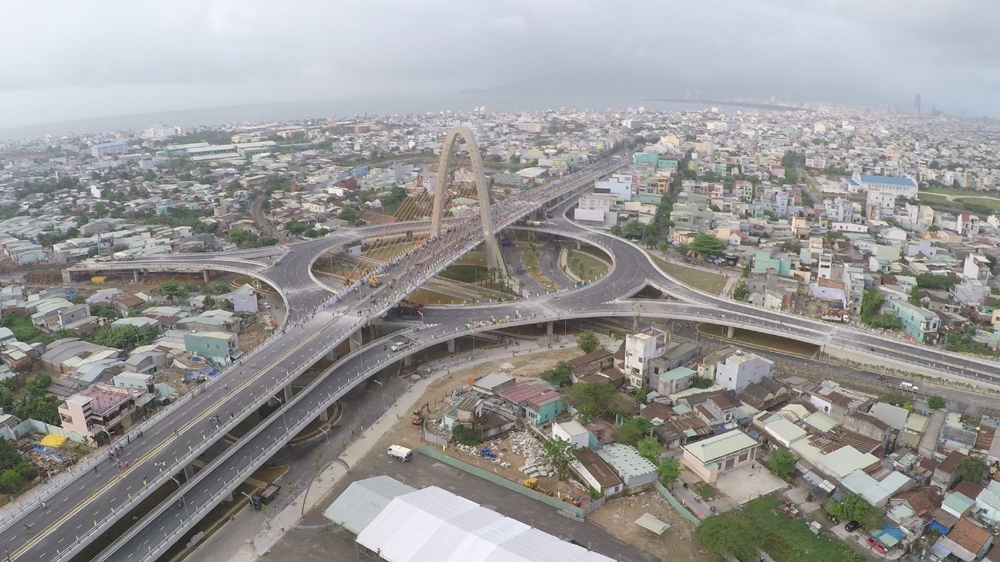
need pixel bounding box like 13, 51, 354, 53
403, 355, 412, 367
284, 384, 293, 402
633, 316, 640, 331
576, 240, 582, 250
202, 270, 210, 283
224, 492, 233, 502
349, 328, 363, 352
727, 326, 735, 339
546, 322, 554, 336
183, 464, 194, 480
447, 339, 455, 353
325, 348, 339, 361
133, 270, 139, 283
319, 408, 329, 423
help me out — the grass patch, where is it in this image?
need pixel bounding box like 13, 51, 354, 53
454, 249, 488, 267
744, 495, 857, 562
407, 288, 469, 305
519, 246, 556, 290
651, 257, 728, 294
693, 482, 716, 501
1, 312, 53, 345
362, 240, 417, 262
439, 265, 489, 284
566, 248, 608, 281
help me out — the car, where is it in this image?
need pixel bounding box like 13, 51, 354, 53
867, 538, 887, 554
390, 341, 410, 352
845, 520, 861, 532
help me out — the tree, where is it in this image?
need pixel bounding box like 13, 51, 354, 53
827, 493, 883, 529
339, 208, 358, 223
689, 233, 726, 256
562, 382, 617, 420
691, 376, 714, 389
228, 229, 252, 246
634, 387, 648, 404
766, 450, 796, 478
540, 362, 572, 386
285, 221, 308, 236
541, 438, 576, 478
732, 281, 749, 302
609, 224, 622, 237
927, 395, 945, 410
158, 280, 187, 299
577, 331, 599, 354
203, 295, 217, 309
623, 220, 645, 238
959, 456, 985, 483
636, 436, 662, 463
613, 417, 652, 446
657, 457, 680, 487
695, 515, 760, 562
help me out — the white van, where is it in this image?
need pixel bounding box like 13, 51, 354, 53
900, 382, 917, 391
387, 445, 413, 462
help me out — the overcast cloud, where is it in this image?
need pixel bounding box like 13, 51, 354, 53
2, 0, 999, 129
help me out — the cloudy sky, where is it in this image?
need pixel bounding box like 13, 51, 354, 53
2, 0, 998, 129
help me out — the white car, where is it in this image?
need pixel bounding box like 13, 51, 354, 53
390, 341, 410, 352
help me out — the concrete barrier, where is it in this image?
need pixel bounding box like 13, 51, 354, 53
417, 446, 585, 518
655, 481, 701, 527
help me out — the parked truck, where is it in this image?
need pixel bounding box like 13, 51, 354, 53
394, 300, 425, 319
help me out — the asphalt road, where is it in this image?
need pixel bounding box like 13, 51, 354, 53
31, 153, 1000, 561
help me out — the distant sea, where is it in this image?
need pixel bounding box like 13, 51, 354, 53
0, 94, 752, 142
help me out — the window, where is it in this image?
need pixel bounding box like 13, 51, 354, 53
725, 458, 735, 470
739, 453, 748, 463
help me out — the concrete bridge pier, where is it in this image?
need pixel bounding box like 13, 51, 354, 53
202, 270, 210, 283
319, 407, 329, 423
224, 492, 233, 502
447, 339, 455, 353
633, 316, 640, 331
726, 326, 735, 338
349, 329, 363, 352
546, 322, 554, 336
183, 464, 194, 480
133, 270, 139, 283
403, 355, 412, 367
325, 348, 339, 361
284, 384, 293, 402
576, 240, 582, 250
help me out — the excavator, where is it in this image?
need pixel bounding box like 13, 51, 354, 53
411, 402, 429, 425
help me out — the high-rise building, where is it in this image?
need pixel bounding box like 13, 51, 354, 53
914, 94, 921, 117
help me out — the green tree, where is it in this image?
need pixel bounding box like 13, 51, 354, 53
732, 281, 749, 302
826, 493, 883, 529
88, 325, 160, 352
228, 229, 252, 246
158, 280, 187, 299
634, 387, 649, 404
691, 376, 714, 389
623, 220, 645, 238
766, 450, 796, 478
203, 295, 217, 309
658, 457, 681, 487
562, 382, 617, 420
577, 331, 599, 354
927, 395, 945, 410
451, 424, 479, 446
339, 208, 358, 223
613, 417, 652, 446
959, 456, 985, 483
636, 436, 662, 463
689, 233, 726, 256
541, 438, 577, 479
609, 224, 623, 237
695, 515, 759, 562
540, 362, 572, 386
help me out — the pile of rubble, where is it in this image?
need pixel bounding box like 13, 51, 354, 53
510, 431, 555, 478
451, 442, 512, 469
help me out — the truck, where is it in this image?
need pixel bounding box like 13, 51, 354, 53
250, 483, 280, 509
368, 275, 382, 288
113, 252, 134, 261
387, 445, 413, 462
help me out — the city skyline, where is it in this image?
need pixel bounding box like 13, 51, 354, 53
3, 0, 1000, 130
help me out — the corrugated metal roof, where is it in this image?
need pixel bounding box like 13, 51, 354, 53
323, 475, 415, 535
682, 430, 758, 464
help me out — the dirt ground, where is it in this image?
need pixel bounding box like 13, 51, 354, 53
589, 490, 715, 562
369, 347, 710, 562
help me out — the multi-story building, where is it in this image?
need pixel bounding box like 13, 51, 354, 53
624, 328, 668, 388
58, 385, 139, 444
183, 331, 240, 364
91, 140, 129, 159
889, 300, 940, 343
714, 350, 773, 392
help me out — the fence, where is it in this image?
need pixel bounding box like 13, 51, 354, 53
417, 446, 585, 518
655, 481, 701, 527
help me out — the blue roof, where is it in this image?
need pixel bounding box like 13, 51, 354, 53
94, 140, 127, 148
859, 175, 916, 187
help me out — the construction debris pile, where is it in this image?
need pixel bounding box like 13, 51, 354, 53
452, 441, 512, 469
510, 431, 556, 478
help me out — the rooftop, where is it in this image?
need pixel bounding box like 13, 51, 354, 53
682, 429, 758, 464
596, 443, 658, 479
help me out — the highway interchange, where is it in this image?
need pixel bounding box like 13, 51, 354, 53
16, 153, 1000, 561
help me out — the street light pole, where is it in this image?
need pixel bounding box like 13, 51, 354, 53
170, 477, 189, 519
240, 491, 270, 529
374, 379, 387, 413
273, 397, 289, 431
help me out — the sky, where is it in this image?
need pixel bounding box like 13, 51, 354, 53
2, 0, 999, 129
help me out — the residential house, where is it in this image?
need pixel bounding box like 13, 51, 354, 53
714, 351, 773, 392
182, 331, 239, 364
596, 443, 659, 488
681, 430, 760, 484
552, 420, 591, 449
932, 518, 993, 562
567, 349, 613, 382
933, 451, 967, 493
571, 447, 624, 497
57, 384, 139, 445
658, 367, 697, 396
500, 381, 564, 427
889, 300, 940, 343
